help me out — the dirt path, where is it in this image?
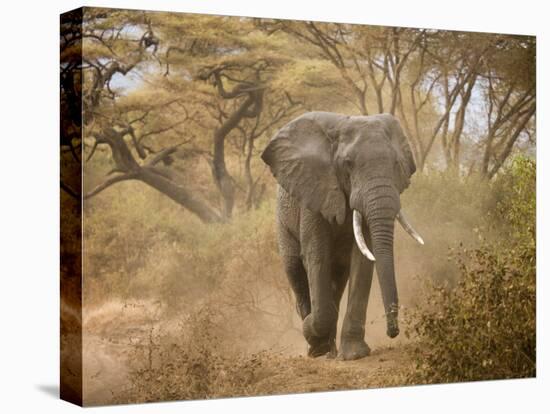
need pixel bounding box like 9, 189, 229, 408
81, 300, 416, 405
84, 335, 415, 405
250, 346, 414, 396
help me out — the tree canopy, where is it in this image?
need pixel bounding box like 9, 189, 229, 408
60, 8, 536, 222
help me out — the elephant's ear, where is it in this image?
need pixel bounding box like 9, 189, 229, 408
261, 116, 347, 225
384, 115, 417, 193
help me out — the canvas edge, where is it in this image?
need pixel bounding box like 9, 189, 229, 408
60, 6, 84, 407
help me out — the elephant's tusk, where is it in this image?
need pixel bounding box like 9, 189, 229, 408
396, 210, 425, 245
353, 210, 376, 261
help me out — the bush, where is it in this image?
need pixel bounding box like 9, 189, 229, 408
408, 156, 536, 383
492, 156, 536, 244
118, 307, 285, 403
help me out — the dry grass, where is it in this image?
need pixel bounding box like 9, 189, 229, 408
114, 308, 416, 404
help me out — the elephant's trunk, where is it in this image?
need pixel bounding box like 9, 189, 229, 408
369, 214, 399, 338
351, 180, 400, 338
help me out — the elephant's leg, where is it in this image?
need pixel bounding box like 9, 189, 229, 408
339, 239, 374, 361
332, 264, 349, 311
300, 212, 337, 358
281, 254, 311, 320
324, 265, 349, 358
277, 222, 310, 320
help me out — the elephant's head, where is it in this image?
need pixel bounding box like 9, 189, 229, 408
261, 112, 424, 338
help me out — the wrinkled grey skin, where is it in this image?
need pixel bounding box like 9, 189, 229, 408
261, 112, 416, 360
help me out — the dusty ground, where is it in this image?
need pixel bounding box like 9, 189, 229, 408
81, 300, 416, 406
244, 346, 415, 397
84, 337, 414, 405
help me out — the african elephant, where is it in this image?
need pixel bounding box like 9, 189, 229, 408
261, 111, 424, 360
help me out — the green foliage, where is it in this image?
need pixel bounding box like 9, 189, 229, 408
409, 157, 536, 383
492, 155, 536, 245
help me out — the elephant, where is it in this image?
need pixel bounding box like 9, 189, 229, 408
261, 111, 424, 360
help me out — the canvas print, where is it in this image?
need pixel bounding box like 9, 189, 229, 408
60, 6, 536, 406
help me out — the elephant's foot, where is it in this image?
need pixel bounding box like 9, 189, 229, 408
338, 338, 371, 361
307, 337, 336, 358
303, 313, 337, 358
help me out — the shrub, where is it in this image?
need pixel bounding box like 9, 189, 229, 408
408, 156, 536, 383
491, 155, 536, 244
118, 307, 285, 403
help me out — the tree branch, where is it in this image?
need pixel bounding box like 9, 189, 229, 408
84, 172, 138, 199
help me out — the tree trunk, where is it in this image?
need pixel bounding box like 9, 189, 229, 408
86, 130, 223, 224
140, 166, 222, 223
211, 87, 263, 219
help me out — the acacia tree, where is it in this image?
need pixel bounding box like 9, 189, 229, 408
258, 21, 439, 168
261, 22, 535, 175
478, 36, 536, 178
198, 62, 267, 219
84, 100, 223, 223
79, 11, 301, 222
74, 9, 223, 222
412, 31, 491, 172
67, 10, 536, 218
386, 31, 535, 175
196, 61, 302, 216
259, 20, 373, 115
238, 92, 302, 210
157, 14, 303, 219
